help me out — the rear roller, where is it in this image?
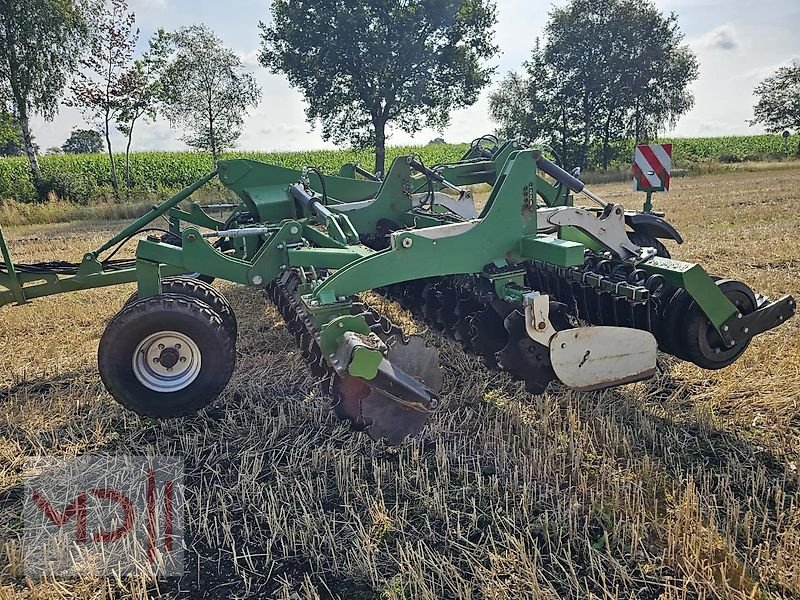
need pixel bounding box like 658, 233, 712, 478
98, 294, 236, 418
679, 279, 756, 369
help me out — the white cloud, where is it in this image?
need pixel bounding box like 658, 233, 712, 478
735, 55, 800, 82
129, 0, 167, 10
692, 24, 739, 51
239, 49, 261, 70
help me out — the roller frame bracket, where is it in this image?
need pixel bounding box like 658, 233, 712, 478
548, 204, 651, 261
523, 292, 558, 346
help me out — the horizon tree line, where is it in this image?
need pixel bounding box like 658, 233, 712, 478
1, 0, 797, 201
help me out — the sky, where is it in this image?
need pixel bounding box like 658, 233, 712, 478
31, 0, 800, 153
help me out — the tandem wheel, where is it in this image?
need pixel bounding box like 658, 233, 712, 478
99, 294, 236, 418
125, 276, 238, 337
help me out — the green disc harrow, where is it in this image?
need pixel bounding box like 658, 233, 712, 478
1, 138, 795, 442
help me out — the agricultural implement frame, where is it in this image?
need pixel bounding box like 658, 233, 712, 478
1, 139, 795, 442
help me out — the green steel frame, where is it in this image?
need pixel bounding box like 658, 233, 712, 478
0, 145, 744, 353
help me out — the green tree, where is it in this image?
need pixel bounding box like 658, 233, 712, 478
160, 25, 261, 161
489, 40, 583, 166
489, 0, 697, 170
116, 29, 171, 191
260, 0, 498, 174
0, 111, 24, 156
61, 128, 104, 153
613, 2, 697, 147
67, 0, 138, 197
0, 0, 95, 190
750, 61, 800, 134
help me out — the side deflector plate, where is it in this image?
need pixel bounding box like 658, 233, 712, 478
550, 327, 657, 391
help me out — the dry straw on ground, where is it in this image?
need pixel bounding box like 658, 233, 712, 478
0, 168, 799, 599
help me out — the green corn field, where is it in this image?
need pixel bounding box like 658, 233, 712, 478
0, 134, 797, 204
0, 144, 470, 203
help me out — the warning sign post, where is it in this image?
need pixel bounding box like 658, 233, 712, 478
633, 143, 672, 213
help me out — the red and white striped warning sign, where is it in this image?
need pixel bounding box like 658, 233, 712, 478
633, 144, 672, 192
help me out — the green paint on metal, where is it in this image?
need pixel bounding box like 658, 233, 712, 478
318, 314, 371, 359
0, 264, 186, 308
426, 140, 518, 189
643, 191, 654, 213
559, 226, 604, 252
168, 203, 226, 230
337, 163, 356, 179
137, 222, 304, 287
0, 224, 25, 305
302, 224, 348, 249
217, 159, 380, 224
520, 235, 585, 267
329, 157, 414, 235
312, 150, 541, 301
348, 346, 383, 380
490, 271, 526, 301
94, 170, 218, 256
135, 259, 163, 298
641, 256, 739, 329
137, 233, 249, 285
288, 246, 373, 270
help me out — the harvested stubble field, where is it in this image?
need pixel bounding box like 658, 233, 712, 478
1, 167, 799, 599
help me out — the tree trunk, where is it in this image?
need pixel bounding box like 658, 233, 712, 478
634, 99, 642, 144
581, 89, 592, 170
210, 120, 217, 163
374, 117, 387, 176
208, 99, 217, 162
125, 121, 135, 196
18, 110, 42, 192
7, 45, 42, 194
560, 106, 569, 167
601, 108, 614, 171
105, 114, 119, 199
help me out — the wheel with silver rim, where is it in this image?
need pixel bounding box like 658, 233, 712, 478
132, 331, 202, 392
98, 294, 236, 418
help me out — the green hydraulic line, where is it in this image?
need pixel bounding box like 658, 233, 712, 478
93, 170, 218, 256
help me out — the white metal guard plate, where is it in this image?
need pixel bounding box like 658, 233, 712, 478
550, 327, 657, 391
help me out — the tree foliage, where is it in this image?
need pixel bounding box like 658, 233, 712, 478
489, 0, 697, 170
0, 111, 26, 156
0, 0, 96, 189
61, 128, 104, 153
67, 0, 138, 197
116, 29, 171, 191
159, 25, 261, 161
750, 61, 800, 134
260, 0, 498, 173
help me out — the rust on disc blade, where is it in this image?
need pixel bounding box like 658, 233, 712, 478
332, 374, 432, 444
385, 336, 443, 395
332, 335, 442, 444
331, 374, 370, 427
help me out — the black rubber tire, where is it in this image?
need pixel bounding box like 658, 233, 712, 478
628, 230, 671, 259
99, 294, 236, 418
125, 277, 237, 338
679, 280, 756, 370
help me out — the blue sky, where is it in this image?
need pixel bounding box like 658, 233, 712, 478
33, 0, 800, 153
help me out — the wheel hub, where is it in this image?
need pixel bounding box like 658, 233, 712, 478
132, 331, 201, 393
